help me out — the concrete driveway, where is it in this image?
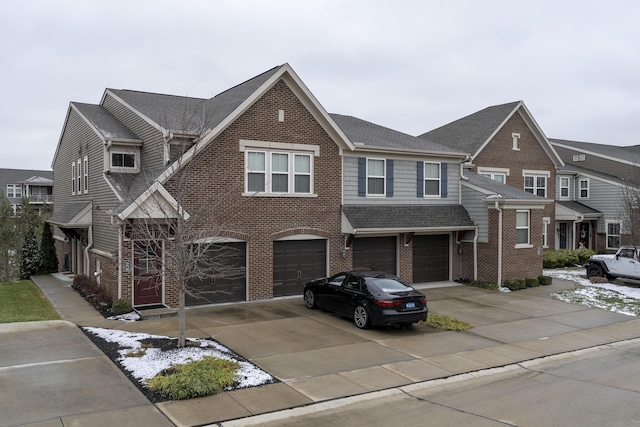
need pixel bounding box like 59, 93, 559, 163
28, 274, 640, 427
0, 320, 173, 427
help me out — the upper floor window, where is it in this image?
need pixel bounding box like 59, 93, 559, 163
559, 177, 570, 199
112, 152, 136, 169
424, 162, 441, 197
480, 172, 506, 184
83, 156, 88, 194
367, 158, 385, 196
245, 150, 313, 195
71, 162, 76, 195
6, 184, 22, 198
516, 210, 530, 246
579, 178, 589, 198
524, 174, 547, 197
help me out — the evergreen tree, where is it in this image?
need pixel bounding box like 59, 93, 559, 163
20, 228, 40, 279
38, 222, 58, 274
0, 193, 17, 281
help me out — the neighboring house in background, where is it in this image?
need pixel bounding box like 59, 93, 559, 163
0, 168, 53, 215
419, 101, 562, 283
550, 138, 640, 251
49, 64, 489, 309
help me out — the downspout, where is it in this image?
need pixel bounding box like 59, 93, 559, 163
118, 224, 123, 299
84, 226, 93, 277
473, 228, 479, 281
572, 214, 584, 250
495, 200, 503, 286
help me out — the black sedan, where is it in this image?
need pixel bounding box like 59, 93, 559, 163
303, 271, 428, 329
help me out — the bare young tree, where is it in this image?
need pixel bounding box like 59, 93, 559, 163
113, 105, 248, 347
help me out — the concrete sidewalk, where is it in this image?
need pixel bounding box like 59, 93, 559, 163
27, 274, 640, 427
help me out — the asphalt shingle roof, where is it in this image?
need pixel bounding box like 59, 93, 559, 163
330, 114, 467, 155
73, 103, 142, 142
48, 200, 91, 226
556, 200, 601, 215
342, 205, 476, 230
419, 101, 520, 154
0, 169, 53, 185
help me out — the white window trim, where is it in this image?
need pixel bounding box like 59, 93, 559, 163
71, 162, 76, 195
606, 220, 621, 249
77, 159, 82, 194
6, 184, 22, 198
244, 149, 315, 196
523, 171, 548, 198
579, 178, 590, 199
559, 176, 570, 200
367, 158, 386, 197
83, 156, 89, 194
512, 133, 521, 151
423, 161, 441, 198
542, 217, 550, 248
515, 210, 531, 248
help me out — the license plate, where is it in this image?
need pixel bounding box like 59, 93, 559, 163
405, 302, 416, 309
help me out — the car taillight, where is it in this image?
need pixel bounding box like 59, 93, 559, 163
375, 300, 402, 307
420, 298, 427, 304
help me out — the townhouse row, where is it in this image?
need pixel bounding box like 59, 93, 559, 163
48, 64, 636, 308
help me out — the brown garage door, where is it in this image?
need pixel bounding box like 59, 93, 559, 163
273, 239, 327, 297
352, 236, 397, 274
413, 234, 449, 283
186, 242, 246, 306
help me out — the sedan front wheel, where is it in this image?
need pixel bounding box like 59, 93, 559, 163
353, 305, 370, 329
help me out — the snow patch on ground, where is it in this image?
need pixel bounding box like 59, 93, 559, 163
107, 311, 141, 322
544, 268, 640, 317
83, 327, 274, 389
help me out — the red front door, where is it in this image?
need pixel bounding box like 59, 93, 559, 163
134, 241, 163, 306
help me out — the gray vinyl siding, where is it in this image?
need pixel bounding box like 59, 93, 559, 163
343, 156, 460, 205
575, 176, 625, 233
102, 93, 166, 172
461, 184, 489, 242
52, 108, 121, 251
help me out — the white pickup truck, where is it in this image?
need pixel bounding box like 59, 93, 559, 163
585, 246, 640, 280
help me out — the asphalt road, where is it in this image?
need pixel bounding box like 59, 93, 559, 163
229, 339, 640, 427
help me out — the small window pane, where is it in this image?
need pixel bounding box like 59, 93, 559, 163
516, 229, 529, 244
516, 211, 529, 227
424, 163, 440, 179
494, 174, 505, 184
272, 153, 289, 173
248, 152, 265, 171
295, 175, 310, 193
424, 180, 439, 196
368, 177, 384, 195
368, 159, 384, 176
248, 173, 265, 192
294, 154, 310, 173
272, 174, 288, 192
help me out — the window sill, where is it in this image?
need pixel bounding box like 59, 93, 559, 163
514, 244, 533, 249
242, 192, 318, 198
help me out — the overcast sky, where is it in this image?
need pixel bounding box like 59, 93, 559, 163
2, 0, 639, 170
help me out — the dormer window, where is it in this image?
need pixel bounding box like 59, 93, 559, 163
112, 152, 136, 168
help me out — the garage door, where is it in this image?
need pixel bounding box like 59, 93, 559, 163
273, 239, 327, 297
186, 242, 246, 306
352, 236, 397, 274
413, 234, 449, 283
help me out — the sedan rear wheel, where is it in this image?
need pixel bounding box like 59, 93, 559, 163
353, 305, 370, 329
304, 289, 317, 309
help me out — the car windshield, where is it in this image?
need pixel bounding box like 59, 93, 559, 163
366, 277, 412, 293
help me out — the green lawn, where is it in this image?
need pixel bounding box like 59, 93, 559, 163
0, 280, 60, 323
